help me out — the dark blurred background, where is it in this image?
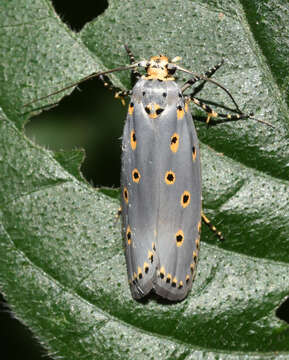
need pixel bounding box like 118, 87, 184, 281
1, 2, 127, 359
25, 0, 126, 189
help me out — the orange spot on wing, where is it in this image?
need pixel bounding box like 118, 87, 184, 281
170, 133, 179, 153
128, 102, 134, 115
130, 129, 137, 150
181, 191, 191, 208
126, 226, 132, 245
185, 102, 189, 112
123, 187, 129, 204
132, 168, 141, 183
176, 230, 184, 247
192, 146, 197, 161
165, 170, 176, 185
177, 106, 185, 120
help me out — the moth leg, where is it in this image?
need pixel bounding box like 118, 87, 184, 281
188, 95, 251, 125
114, 206, 122, 226
124, 44, 137, 65
181, 59, 224, 94
202, 212, 224, 241
124, 44, 141, 85
98, 74, 132, 106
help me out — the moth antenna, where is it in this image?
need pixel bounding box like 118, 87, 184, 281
176, 65, 242, 113
249, 114, 274, 128
24, 63, 140, 107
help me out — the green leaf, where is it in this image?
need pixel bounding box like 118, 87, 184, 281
54, 149, 86, 183
0, 0, 288, 359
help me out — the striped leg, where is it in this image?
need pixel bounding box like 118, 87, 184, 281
202, 212, 224, 241
181, 59, 224, 93
114, 206, 122, 226
124, 44, 137, 64
124, 44, 141, 85
188, 95, 251, 124
99, 74, 132, 105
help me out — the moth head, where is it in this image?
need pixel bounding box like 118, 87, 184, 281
143, 55, 179, 80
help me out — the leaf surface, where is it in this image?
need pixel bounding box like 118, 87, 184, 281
0, 0, 288, 359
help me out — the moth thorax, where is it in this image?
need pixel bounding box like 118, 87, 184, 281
146, 55, 174, 80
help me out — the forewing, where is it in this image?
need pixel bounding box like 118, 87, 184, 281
121, 87, 159, 299
153, 85, 202, 301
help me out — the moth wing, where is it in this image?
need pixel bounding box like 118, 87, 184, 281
121, 100, 159, 299
121, 80, 201, 301
153, 99, 201, 301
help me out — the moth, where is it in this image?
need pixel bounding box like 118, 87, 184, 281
26, 46, 272, 301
